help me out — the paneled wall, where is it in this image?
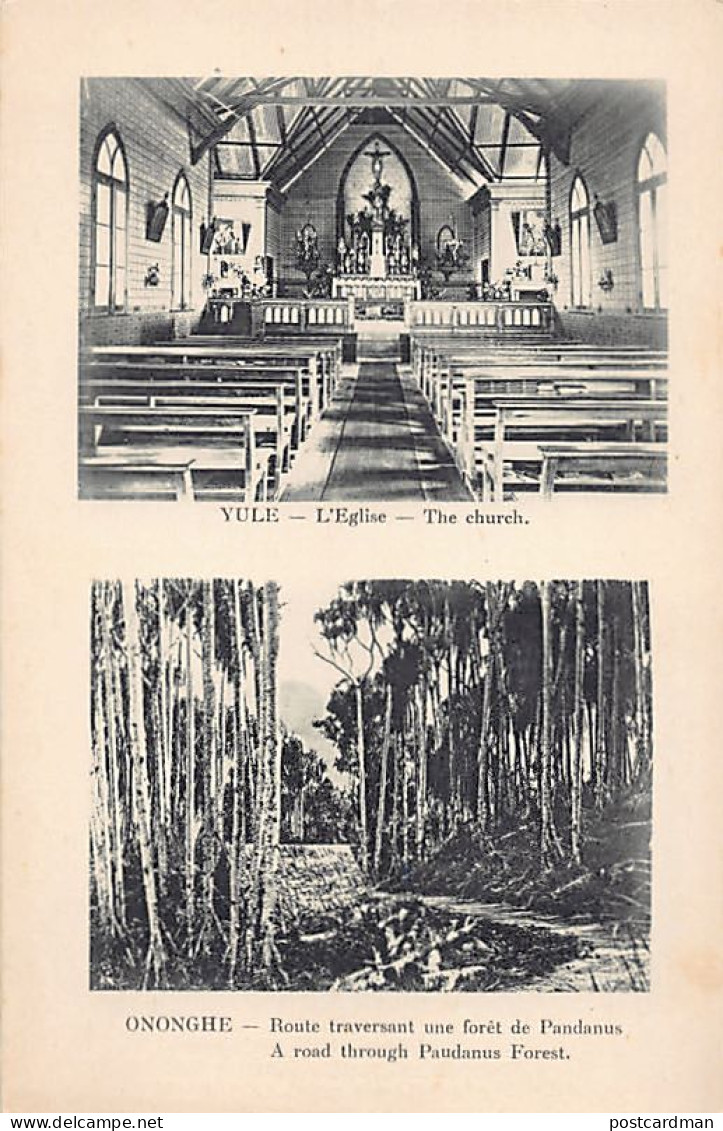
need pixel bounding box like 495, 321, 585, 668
265, 198, 283, 284
79, 78, 212, 346
275, 124, 475, 290
549, 82, 666, 344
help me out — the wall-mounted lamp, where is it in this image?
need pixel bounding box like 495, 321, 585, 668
144, 263, 160, 287
598, 268, 615, 293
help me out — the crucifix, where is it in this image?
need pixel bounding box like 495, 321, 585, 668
364, 140, 391, 185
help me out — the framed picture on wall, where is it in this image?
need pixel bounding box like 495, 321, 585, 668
594, 198, 618, 244
145, 195, 169, 242
199, 221, 216, 254
512, 209, 547, 256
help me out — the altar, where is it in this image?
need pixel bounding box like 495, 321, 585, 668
333, 140, 421, 320
332, 276, 420, 303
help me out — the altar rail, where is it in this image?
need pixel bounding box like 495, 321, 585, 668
410, 300, 554, 334
253, 299, 351, 336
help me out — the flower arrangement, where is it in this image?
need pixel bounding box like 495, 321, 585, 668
294, 224, 321, 285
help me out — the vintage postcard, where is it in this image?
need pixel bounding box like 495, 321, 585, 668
1, 0, 722, 1114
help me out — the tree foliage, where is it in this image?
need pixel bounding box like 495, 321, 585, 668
314, 580, 653, 881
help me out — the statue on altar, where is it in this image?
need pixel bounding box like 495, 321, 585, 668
337, 236, 347, 273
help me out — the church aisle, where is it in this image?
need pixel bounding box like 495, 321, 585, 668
281, 359, 471, 502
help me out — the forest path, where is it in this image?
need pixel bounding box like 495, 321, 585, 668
281, 360, 471, 502
408, 894, 649, 992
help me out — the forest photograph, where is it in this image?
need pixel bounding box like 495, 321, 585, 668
89, 577, 653, 993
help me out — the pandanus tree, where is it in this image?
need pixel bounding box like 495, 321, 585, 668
313, 582, 387, 873
90, 578, 292, 990
315, 579, 653, 885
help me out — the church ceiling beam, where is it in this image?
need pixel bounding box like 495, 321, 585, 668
195, 75, 602, 175
409, 105, 493, 181
499, 111, 511, 177
245, 113, 261, 178
233, 94, 505, 106
469, 103, 479, 148
190, 77, 301, 163
278, 109, 362, 194
387, 108, 478, 187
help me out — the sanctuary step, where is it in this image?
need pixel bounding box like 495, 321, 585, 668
357, 335, 401, 362
357, 320, 403, 361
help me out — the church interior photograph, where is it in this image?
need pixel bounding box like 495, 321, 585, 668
78, 77, 668, 504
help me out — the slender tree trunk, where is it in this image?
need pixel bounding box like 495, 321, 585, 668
539, 581, 560, 867
122, 580, 166, 988
610, 615, 625, 793
571, 581, 585, 864
100, 583, 127, 929
184, 596, 195, 958
354, 681, 369, 874
259, 582, 282, 971
632, 580, 651, 779
228, 581, 248, 985
199, 581, 217, 939
595, 580, 607, 810
246, 585, 266, 971
415, 683, 428, 860
401, 704, 410, 867
390, 730, 401, 871
155, 583, 169, 891
476, 651, 493, 829
373, 682, 393, 876
90, 648, 116, 933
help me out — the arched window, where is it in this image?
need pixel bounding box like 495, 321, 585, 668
570, 175, 591, 308
637, 133, 667, 310
172, 173, 192, 310
93, 128, 128, 311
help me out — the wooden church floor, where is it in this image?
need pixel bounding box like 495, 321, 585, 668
280, 359, 472, 503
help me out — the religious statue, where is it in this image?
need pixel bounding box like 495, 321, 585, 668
337, 236, 347, 272
367, 139, 389, 183
364, 181, 391, 223
362, 140, 392, 223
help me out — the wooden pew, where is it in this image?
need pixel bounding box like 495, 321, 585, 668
82, 380, 303, 457
417, 348, 667, 399
537, 442, 668, 497
88, 347, 328, 414
81, 362, 312, 445
412, 337, 667, 388
428, 369, 667, 463
79, 404, 270, 502
463, 397, 667, 501
187, 337, 341, 403
88, 341, 340, 408
81, 383, 292, 491
80, 451, 196, 502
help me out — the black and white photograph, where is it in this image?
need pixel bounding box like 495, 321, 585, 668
90, 578, 653, 993
78, 78, 668, 504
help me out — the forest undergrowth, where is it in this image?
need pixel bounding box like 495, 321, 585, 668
389, 785, 652, 930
